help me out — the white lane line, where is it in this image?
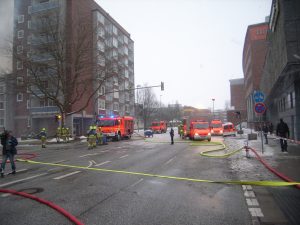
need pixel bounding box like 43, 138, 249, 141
100, 150, 109, 153
246, 198, 259, 206
95, 161, 111, 167
244, 190, 256, 198
164, 157, 175, 165
129, 178, 144, 188
1, 193, 12, 197
120, 154, 129, 159
79, 153, 100, 158
53, 171, 81, 180
248, 208, 264, 217
0, 173, 47, 188
242, 185, 253, 191
87, 161, 93, 168
91, 160, 97, 165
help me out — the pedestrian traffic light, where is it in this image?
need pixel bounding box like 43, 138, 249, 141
161, 82, 164, 91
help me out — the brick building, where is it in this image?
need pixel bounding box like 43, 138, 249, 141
260, 0, 300, 141
242, 22, 269, 127
228, 78, 247, 126
9, 0, 134, 137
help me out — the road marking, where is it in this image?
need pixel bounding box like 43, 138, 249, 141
0, 173, 47, 188
129, 178, 143, 188
79, 153, 100, 158
87, 161, 93, 168
244, 190, 256, 198
91, 160, 96, 164
242, 185, 253, 190
1, 193, 11, 197
95, 161, 111, 167
164, 157, 175, 165
120, 154, 129, 159
248, 208, 264, 217
246, 198, 259, 206
100, 150, 109, 153
53, 171, 81, 180
17, 159, 300, 187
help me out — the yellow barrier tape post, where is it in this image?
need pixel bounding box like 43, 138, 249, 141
17, 159, 300, 187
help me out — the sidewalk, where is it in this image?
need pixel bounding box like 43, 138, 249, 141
246, 134, 300, 225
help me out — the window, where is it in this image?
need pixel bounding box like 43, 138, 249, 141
18, 15, 24, 23
28, 20, 31, 29
113, 102, 119, 111
125, 70, 129, 78
17, 60, 23, 70
113, 25, 118, 35
0, 94, 4, 101
0, 102, 4, 110
0, 86, 4, 93
0, 119, 4, 127
17, 45, 23, 54
124, 36, 128, 44
17, 93, 23, 102
291, 91, 295, 109
97, 41, 105, 52
39, 99, 45, 107
97, 12, 105, 24
27, 100, 31, 109
98, 99, 105, 110
28, 6, 32, 14
114, 89, 119, 99
17, 77, 24, 86
112, 37, 118, 48
27, 117, 31, 127
18, 30, 24, 39
98, 86, 105, 95
125, 105, 129, 112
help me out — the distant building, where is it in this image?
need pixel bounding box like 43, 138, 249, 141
260, 0, 300, 141
10, 0, 134, 137
242, 22, 269, 127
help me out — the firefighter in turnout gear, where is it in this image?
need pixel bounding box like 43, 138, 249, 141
65, 127, 70, 142
87, 126, 97, 149
96, 127, 103, 145
61, 127, 67, 143
56, 127, 62, 143
40, 128, 47, 148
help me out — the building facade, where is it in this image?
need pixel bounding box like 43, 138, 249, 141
260, 0, 300, 141
242, 22, 269, 128
10, 0, 134, 137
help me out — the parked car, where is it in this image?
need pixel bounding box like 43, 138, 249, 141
144, 129, 154, 138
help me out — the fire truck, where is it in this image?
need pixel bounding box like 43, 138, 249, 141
150, 121, 167, 133
182, 117, 211, 141
96, 116, 134, 141
210, 119, 223, 136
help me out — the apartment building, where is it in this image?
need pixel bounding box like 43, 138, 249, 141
11, 0, 134, 137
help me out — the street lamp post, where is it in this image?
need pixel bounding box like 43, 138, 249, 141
212, 98, 215, 119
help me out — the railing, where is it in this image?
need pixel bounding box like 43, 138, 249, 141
31, 0, 59, 14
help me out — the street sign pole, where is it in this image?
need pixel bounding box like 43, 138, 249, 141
260, 115, 264, 154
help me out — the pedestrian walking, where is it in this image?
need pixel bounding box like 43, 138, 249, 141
170, 127, 174, 145
1, 130, 18, 178
269, 122, 274, 135
262, 123, 269, 144
276, 118, 290, 152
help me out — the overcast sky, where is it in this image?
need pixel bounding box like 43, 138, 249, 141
96, 0, 272, 110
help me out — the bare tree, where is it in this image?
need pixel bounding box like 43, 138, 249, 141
8, 9, 114, 127
136, 85, 159, 129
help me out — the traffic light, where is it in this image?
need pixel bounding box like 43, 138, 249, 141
161, 82, 164, 91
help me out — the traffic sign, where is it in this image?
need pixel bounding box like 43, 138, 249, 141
253, 91, 265, 103
254, 102, 266, 114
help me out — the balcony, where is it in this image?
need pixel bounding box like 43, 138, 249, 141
31, 1, 59, 14
31, 53, 54, 62
30, 106, 59, 114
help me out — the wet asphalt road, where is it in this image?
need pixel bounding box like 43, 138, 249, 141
0, 131, 253, 225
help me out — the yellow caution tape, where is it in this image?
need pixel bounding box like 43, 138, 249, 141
17, 159, 300, 187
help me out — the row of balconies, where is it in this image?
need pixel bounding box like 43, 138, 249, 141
30, 0, 60, 14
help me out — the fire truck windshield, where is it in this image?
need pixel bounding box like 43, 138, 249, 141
211, 124, 222, 128
194, 123, 209, 129
98, 119, 119, 127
